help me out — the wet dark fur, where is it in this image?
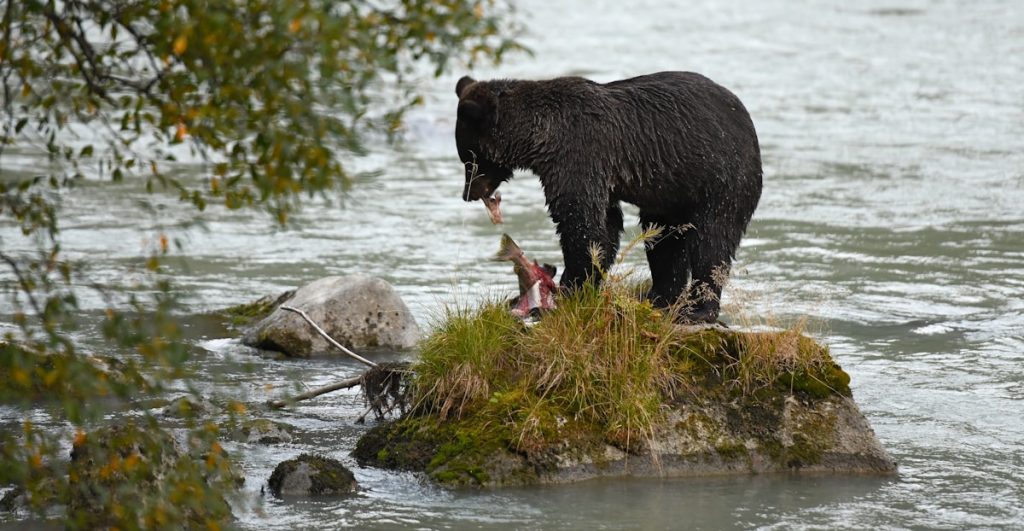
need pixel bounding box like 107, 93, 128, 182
455, 72, 763, 322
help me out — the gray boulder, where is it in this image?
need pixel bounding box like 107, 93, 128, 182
268, 454, 357, 497
241, 275, 420, 357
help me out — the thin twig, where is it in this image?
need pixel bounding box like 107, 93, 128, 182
279, 305, 378, 368
266, 375, 362, 409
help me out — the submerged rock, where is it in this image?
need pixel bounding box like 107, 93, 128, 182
161, 395, 216, 418
241, 275, 420, 357
353, 325, 897, 488
232, 419, 295, 444
267, 454, 357, 497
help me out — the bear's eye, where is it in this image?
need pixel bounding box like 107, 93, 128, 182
458, 100, 483, 124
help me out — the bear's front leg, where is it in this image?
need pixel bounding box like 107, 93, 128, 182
547, 195, 611, 292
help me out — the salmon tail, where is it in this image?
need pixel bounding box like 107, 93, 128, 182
494, 233, 522, 262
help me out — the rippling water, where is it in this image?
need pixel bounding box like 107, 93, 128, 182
2, 0, 1023, 528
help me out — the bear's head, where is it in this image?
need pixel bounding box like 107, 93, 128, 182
455, 76, 513, 202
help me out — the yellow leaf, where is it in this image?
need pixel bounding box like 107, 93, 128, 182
124, 453, 140, 471
288, 18, 302, 33
173, 35, 188, 56
175, 121, 187, 142
12, 368, 29, 387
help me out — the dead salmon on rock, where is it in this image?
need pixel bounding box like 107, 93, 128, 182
493, 234, 557, 317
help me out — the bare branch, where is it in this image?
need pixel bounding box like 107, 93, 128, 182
279, 305, 378, 368
266, 375, 362, 409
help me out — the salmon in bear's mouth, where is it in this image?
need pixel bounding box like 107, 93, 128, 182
482, 191, 502, 224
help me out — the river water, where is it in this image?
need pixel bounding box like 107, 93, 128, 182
2, 0, 1024, 529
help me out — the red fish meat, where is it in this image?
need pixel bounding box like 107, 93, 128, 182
494, 233, 557, 317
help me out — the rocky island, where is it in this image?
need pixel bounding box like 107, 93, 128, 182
352, 284, 897, 487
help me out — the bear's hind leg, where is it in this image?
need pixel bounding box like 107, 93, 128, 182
640, 218, 691, 311
683, 228, 732, 324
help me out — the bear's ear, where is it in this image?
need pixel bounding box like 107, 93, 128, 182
456, 76, 476, 98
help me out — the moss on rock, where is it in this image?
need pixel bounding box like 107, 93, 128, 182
217, 291, 293, 328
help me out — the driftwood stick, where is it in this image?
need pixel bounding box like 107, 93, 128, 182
279, 305, 378, 368
356, 378, 394, 424
354, 403, 375, 425
267, 375, 363, 409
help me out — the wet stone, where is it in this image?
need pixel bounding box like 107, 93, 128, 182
268, 454, 357, 497
232, 419, 295, 444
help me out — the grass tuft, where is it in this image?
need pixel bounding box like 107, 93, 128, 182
412, 300, 524, 420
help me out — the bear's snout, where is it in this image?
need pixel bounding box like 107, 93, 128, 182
462, 182, 484, 202
462, 176, 493, 202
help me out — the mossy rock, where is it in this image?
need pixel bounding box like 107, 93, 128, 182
353, 417, 542, 488
267, 454, 357, 497
353, 393, 612, 489
216, 290, 294, 328
354, 311, 894, 487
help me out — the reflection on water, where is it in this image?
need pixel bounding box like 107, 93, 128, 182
2, 0, 1023, 529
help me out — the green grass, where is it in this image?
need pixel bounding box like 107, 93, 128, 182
409, 278, 851, 458
412, 281, 684, 453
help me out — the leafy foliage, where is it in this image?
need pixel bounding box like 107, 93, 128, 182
1, 0, 521, 527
